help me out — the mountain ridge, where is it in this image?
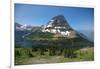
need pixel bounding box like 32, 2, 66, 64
42, 15, 89, 40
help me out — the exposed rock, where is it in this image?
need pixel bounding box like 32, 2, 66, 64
42, 15, 78, 38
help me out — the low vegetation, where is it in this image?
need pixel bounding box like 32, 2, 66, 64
15, 32, 94, 65
15, 47, 94, 65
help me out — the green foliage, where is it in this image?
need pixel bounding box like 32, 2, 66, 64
77, 48, 94, 61
15, 31, 94, 65
15, 48, 35, 57
25, 31, 54, 40
15, 47, 94, 65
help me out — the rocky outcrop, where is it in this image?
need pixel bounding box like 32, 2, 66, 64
42, 15, 78, 38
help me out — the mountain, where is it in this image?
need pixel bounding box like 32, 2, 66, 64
15, 23, 33, 31
15, 22, 22, 27
20, 24, 33, 31
15, 22, 22, 31
42, 15, 87, 39
15, 15, 93, 48
15, 23, 31, 43
46, 15, 72, 30
78, 30, 94, 42
15, 23, 41, 42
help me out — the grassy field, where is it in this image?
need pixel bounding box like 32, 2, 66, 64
15, 47, 94, 65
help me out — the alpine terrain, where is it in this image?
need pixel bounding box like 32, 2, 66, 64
15, 15, 94, 65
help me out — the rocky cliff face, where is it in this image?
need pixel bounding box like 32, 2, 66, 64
42, 15, 79, 38
47, 15, 72, 30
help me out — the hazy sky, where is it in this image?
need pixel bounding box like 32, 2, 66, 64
15, 4, 94, 32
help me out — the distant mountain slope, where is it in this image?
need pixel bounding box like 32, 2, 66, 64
15, 22, 31, 42
15, 15, 94, 48
15, 30, 29, 42
41, 15, 91, 41
15, 22, 22, 27
25, 31, 93, 48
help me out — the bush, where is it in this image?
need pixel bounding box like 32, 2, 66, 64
15, 48, 35, 57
